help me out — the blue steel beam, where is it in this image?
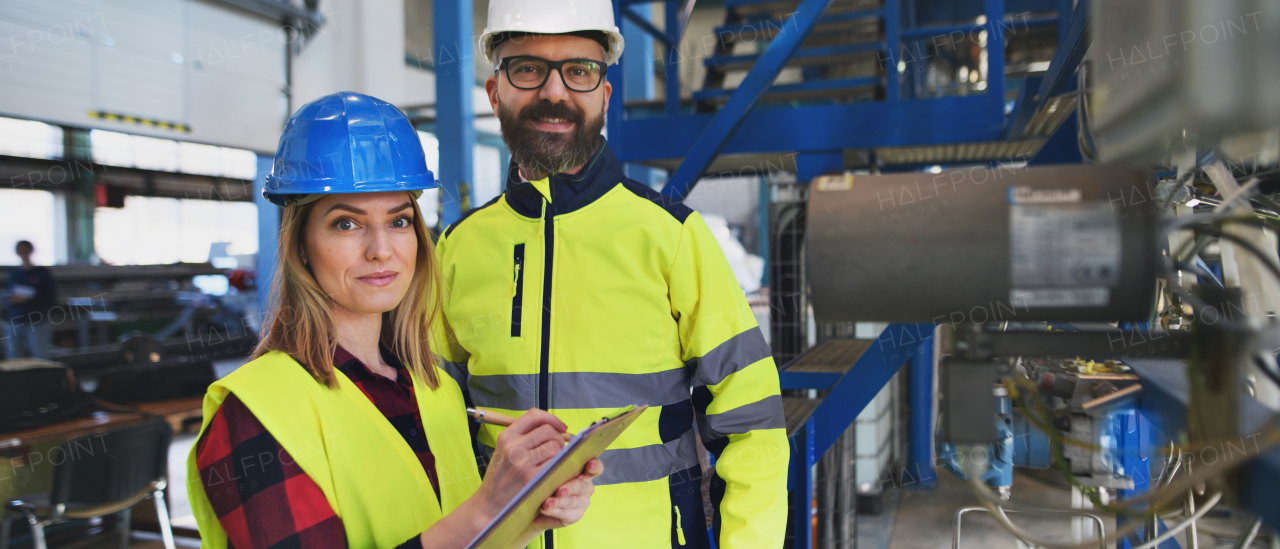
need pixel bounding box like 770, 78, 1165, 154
704, 41, 885, 68
662, 0, 837, 201
898, 15, 1059, 39
1127, 359, 1280, 533
434, 0, 476, 228
1003, 75, 1043, 140
1006, 0, 1087, 139
796, 150, 843, 183
909, 331, 938, 485
809, 324, 934, 458
714, 8, 883, 37
985, 0, 1007, 129
789, 420, 815, 549
607, 0, 626, 159
622, 3, 657, 185
884, 0, 900, 100
664, 0, 680, 118
691, 76, 880, 101
619, 95, 1003, 161
1038, 0, 1088, 99
621, 6, 674, 47
253, 153, 278, 319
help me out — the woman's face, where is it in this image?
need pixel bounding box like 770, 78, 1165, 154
303, 192, 419, 317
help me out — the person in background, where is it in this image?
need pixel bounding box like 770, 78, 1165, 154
5, 240, 57, 359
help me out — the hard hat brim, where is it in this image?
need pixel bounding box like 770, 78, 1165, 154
263, 173, 436, 207
480, 27, 625, 66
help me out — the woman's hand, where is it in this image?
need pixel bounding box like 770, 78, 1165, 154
529, 458, 603, 530
421, 410, 605, 549
474, 409, 569, 517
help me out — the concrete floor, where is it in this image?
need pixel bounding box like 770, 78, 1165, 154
45, 460, 1280, 549
880, 470, 1100, 549
861, 469, 1276, 549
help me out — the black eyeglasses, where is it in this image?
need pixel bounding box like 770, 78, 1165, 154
496, 55, 608, 93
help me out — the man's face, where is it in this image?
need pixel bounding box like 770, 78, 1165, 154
15, 244, 32, 262
486, 34, 612, 179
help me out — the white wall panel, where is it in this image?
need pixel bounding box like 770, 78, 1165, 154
0, 0, 285, 153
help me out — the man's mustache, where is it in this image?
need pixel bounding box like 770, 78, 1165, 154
517, 101, 585, 126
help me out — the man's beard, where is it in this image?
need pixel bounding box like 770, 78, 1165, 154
498, 99, 604, 180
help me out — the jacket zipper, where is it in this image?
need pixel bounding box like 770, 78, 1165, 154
539, 192, 555, 549
538, 193, 554, 412
510, 244, 524, 337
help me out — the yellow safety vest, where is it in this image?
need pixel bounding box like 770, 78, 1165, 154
186, 350, 482, 548
435, 142, 789, 549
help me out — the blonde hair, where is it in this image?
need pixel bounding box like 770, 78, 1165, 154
252, 197, 443, 390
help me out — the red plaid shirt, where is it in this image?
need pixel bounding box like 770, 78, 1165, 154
195, 345, 440, 549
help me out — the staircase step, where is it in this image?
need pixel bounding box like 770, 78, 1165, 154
704, 41, 886, 71
716, 7, 883, 40
692, 76, 880, 102
725, 0, 880, 18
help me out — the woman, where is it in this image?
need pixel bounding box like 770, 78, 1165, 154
187, 91, 600, 549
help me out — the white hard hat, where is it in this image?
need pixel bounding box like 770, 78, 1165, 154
480, 0, 626, 66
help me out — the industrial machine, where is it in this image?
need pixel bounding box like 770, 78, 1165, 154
0, 263, 257, 374
805, 155, 1280, 548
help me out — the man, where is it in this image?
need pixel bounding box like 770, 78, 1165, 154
433, 1, 788, 548
6, 240, 57, 359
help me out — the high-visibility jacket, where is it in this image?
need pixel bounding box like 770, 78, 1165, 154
187, 350, 482, 549
435, 142, 789, 549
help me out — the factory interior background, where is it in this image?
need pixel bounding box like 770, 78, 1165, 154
2, 0, 1280, 548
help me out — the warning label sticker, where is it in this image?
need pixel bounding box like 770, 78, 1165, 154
1010, 202, 1121, 294
1008, 186, 1083, 204
1011, 288, 1111, 308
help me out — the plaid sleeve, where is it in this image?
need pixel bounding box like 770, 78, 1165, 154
195, 393, 353, 549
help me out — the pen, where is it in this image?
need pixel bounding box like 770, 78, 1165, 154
466, 407, 574, 442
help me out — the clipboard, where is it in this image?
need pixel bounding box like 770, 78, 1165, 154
465, 405, 648, 549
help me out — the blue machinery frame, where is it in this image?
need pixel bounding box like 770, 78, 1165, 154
434, 0, 476, 228
778, 324, 937, 549
607, 0, 1084, 200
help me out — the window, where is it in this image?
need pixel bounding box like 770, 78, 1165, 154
89, 130, 258, 179
0, 117, 64, 160
95, 196, 257, 265
0, 189, 59, 266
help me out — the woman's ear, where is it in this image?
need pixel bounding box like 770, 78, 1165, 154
299, 246, 309, 266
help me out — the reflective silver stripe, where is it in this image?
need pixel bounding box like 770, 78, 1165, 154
595, 428, 699, 486
440, 359, 468, 390
477, 431, 697, 486
697, 395, 786, 442
553, 370, 688, 409
469, 374, 537, 411
468, 369, 690, 410
692, 328, 772, 387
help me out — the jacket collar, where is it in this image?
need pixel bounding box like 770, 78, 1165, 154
504, 139, 625, 218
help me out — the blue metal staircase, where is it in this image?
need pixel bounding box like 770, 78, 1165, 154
606, 2, 1092, 548
606, 0, 1087, 200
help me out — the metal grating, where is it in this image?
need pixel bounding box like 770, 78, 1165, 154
769, 181, 810, 365
874, 139, 1047, 165
1023, 93, 1079, 138
785, 339, 874, 374
783, 396, 821, 437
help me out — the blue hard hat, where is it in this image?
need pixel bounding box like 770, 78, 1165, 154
263, 91, 436, 207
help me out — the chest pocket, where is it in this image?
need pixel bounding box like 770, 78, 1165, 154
511, 244, 525, 337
